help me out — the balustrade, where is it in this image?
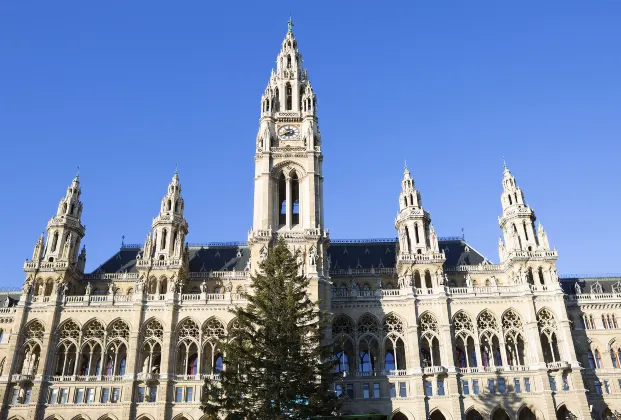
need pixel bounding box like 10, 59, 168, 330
423, 366, 447, 374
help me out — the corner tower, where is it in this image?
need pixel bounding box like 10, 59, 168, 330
248, 20, 328, 297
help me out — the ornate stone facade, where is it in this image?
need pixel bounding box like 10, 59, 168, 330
0, 22, 618, 420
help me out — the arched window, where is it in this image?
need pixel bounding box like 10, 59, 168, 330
538, 267, 545, 285
590, 315, 596, 329
119, 358, 126, 375
161, 229, 167, 251
286, 55, 291, 68
285, 83, 292, 110
603, 315, 608, 329
610, 349, 618, 368
527, 268, 534, 285
413, 271, 422, 289
291, 171, 299, 225
274, 88, 280, 112
334, 351, 349, 372
523, 221, 529, 241
384, 351, 395, 370
508, 194, 513, 205
167, 200, 172, 211
414, 223, 420, 244
214, 355, 223, 372
278, 173, 286, 226
424, 271, 432, 289
51, 232, 59, 252
419, 313, 441, 367
587, 350, 595, 368
404, 226, 412, 252
595, 349, 603, 368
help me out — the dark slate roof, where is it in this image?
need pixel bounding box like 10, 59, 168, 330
90, 238, 488, 275
189, 245, 250, 272
0, 292, 21, 307
92, 247, 141, 274
327, 238, 487, 271
91, 243, 250, 274
560, 275, 621, 295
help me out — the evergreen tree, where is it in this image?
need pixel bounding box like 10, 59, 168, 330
201, 238, 340, 420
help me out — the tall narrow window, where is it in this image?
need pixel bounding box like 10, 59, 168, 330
590, 315, 596, 329
274, 88, 280, 112
414, 223, 420, 244
595, 349, 602, 368
523, 221, 529, 240
161, 229, 167, 251
285, 83, 292, 110
587, 351, 596, 368
614, 315, 618, 328
603, 315, 608, 329
291, 172, 299, 225
404, 226, 412, 252
508, 194, 513, 205
287, 55, 292, 68
51, 231, 59, 252
278, 174, 286, 226
538, 267, 545, 285
527, 268, 534, 285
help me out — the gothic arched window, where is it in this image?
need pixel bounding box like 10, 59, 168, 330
419, 312, 441, 367
51, 232, 59, 252
285, 83, 292, 111
278, 173, 286, 226
537, 308, 561, 363
161, 229, 167, 251
291, 171, 299, 226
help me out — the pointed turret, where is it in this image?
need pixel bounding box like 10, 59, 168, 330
498, 163, 539, 252
42, 172, 86, 264
31, 232, 45, 262
149, 169, 189, 261
395, 165, 438, 258
256, 18, 319, 154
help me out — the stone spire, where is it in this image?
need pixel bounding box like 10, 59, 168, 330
31, 232, 45, 262
498, 164, 538, 252
150, 169, 189, 260
42, 173, 86, 264
395, 166, 436, 256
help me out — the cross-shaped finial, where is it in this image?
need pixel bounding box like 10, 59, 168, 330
287, 14, 294, 33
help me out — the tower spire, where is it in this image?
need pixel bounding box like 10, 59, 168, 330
41, 173, 86, 264
287, 14, 294, 33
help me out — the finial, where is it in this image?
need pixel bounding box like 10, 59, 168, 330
121, 235, 125, 247
287, 14, 294, 33
175, 162, 179, 175
75, 165, 80, 179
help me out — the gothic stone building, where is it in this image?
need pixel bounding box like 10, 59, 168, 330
0, 23, 619, 420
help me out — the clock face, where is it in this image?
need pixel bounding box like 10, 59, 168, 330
278, 125, 300, 139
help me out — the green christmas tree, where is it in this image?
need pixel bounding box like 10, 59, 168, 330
201, 238, 340, 420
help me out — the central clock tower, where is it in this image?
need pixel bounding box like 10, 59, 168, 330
248, 19, 329, 304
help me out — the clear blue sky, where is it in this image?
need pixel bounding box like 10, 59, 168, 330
1, 1, 620, 289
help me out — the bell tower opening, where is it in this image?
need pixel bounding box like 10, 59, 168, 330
291, 171, 299, 226
278, 174, 287, 227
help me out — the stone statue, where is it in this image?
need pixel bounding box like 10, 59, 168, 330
62, 283, 69, 296
436, 270, 444, 286
108, 281, 115, 295
309, 246, 317, 266
200, 280, 207, 293
575, 282, 582, 294
225, 279, 233, 293
85, 282, 92, 295
351, 277, 359, 292
168, 280, 176, 293
465, 273, 473, 287
327, 254, 332, 270
259, 246, 268, 263
22, 280, 32, 295
37, 284, 43, 296
245, 256, 251, 271
375, 276, 382, 290
18, 387, 25, 403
